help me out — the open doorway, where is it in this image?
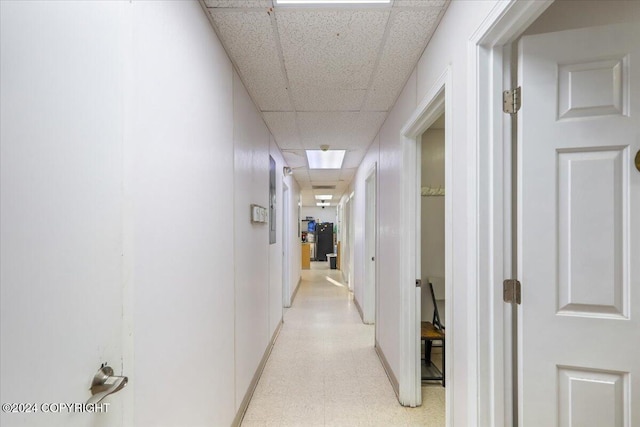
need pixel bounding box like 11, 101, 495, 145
419, 115, 446, 401
398, 67, 451, 410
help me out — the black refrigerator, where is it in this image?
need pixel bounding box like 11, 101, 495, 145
315, 222, 333, 262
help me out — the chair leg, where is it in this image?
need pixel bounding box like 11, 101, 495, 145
425, 340, 433, 365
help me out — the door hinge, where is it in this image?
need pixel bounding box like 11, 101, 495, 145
503, 279, 521, 304
503, 86, 521, 115
416, 279, 422, 288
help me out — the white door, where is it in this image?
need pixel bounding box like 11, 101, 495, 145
518, 23, 640, 426
0, 2, 127, 426
364, 166, 377, 324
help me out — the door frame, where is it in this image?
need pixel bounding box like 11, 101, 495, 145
348, 192, 355, 290
342, 195, 351, 286
399, 66, 452, 408
364, 163, 377, 325
397, 0, 555, 420
282, 181, 291, 308
469, 1, 553, 425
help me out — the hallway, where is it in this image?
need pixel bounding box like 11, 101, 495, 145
241, 263, 445, 427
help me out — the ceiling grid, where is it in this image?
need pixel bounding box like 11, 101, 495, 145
203, 0, 449, 206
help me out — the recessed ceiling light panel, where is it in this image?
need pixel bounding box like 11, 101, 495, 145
316, 202, 331, 207
306, 150, 346, 169
277, 0, 390, 4
315, 195, 333, 200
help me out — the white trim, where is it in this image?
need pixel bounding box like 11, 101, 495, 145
233, 319, 283, 427
354, 295, 365, 323
401, 74, 446, 137
282, 182, 291, 308
375, 339, 400, 397
364, 163, 377, 325
469, 1, 553, 426
290, 277, 302, 305
399, 66, 452, 409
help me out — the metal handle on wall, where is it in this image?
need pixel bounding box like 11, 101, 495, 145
87, 364, 128, 405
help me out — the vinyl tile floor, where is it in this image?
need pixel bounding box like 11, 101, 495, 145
240, 262, 445, 427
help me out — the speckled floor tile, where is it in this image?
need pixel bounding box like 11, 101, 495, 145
241, 263, 445, 426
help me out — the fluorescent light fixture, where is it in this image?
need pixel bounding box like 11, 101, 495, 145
316, 202, 331, 207
306, 150, 346, 169
277, 0, 390, 4
315, 195, 333, 200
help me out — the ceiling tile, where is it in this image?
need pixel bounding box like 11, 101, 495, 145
209, 9, 292, 111
263, 112, 301, 149
276, 9, 390, 90
393, 0, 447, 7
362, 8, 441, 111
296, 181, 312, 190
205, 0, 273, 7
292, 168, 310, 180
339, 168, 357, 181
282, 150, 307, 168
335, 181, 348, 190
356, 111, 388, 141
291, 86, 366, 111
297, 112, 358, 149
342, 150, 366, 169
309, 170, 342, 182
297, 111, 386, 150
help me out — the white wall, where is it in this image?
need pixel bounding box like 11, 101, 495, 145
234, 65, 302, 419
0, 1, 300, 426
234, 75, 304, 418
350, 0, 500, 421
232, 69, 273, 410
421, 129, 445, 322
523, 0, 640, 36
129, 2, 237, 425
301, 206, 337, 224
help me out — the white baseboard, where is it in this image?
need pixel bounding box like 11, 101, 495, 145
375, 339, 400, 399
232, 319, 283, 427
288, 277, 302, 307
353, 296, 365, 323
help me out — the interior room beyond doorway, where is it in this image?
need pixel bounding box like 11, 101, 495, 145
420, 113, 446, 406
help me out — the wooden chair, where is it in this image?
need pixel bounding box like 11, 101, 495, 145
421, 282, 445, 386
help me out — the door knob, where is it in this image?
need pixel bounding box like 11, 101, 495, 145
87, 364, 128, 405
635, 149, 640, 172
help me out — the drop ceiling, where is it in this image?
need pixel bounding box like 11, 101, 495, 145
203, 0, 448, 206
